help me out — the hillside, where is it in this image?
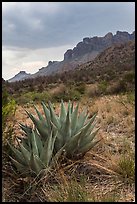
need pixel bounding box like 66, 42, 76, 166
72, 40, 135, 82
8, 71, 31, 83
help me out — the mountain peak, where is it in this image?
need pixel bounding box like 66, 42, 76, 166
8, 70, 31, 82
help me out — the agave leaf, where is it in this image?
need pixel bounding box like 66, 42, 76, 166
74, 115, 97, 141
75, 110, 88, 133
17, 140, 31, 165
33, 129, 43, 156
65, 118, 98, 156
41, 102, 51, 128
49, 120, 64, 152
67, 100, 71, 114
48, 101, 61, 129
8, 142, 27, 166
19, 123, 32, 135
34, 105, 49, 129
40, 131, 53, 167
26, 110, 49, 140
71, 101, 74, 114
71, 102, 79, 135
33, 105, 45, 121
86, 112, 97, 126
78, 139, 101, 155
60, 100, 67, 123
64, 128, 86, 156
53, 112, 71, 148
29, 152, 45, 175
30, 130, 39, 157
50, 145, 65, 168
62, 107, 71, 143
51, 130, 58, 154
21, 137, 30, 151
78, 121, 97, 145
79, 127, 100, 149
54, 132, 64, 153
49, 120, 58, 153
9, 156, 28, 173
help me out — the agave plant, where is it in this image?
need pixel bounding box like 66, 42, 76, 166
9, 100, 100, 175
8, 127, 64, 176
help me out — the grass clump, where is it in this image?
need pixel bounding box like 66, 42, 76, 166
117, 154, 135, 181
47, 173, 89, 202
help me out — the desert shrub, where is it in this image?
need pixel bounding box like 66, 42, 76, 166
98, 80, 108, 94
110, 71, 135, 94
16, 91, 51, 104
52, 86, 82, 102
109, 80, 127, 94
123, 71, 135, 84
2, 87, 16, 148
68, 88, 81, 101
86, 85, 100, 98
126, 91, 135, 105
75, 82, 86, 94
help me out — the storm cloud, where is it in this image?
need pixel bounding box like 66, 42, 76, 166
2, 2, 135, 79
2, 2, 135, 49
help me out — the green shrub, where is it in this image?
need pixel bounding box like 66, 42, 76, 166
16, 91, 51, 104
75, 83, 86, 94
98, 80, 108, 94
68, 89, 81, 101
123, 71, 135, 84
127, 92, 135, 105
2, 87, 16, 148
52, 86, 82, 102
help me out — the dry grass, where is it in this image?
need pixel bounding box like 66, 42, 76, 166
3, 93, 135, 202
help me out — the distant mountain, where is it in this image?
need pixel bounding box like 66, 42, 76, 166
8, 31, 135, 82
74, 40, 135, 79
8, 71, 31, 82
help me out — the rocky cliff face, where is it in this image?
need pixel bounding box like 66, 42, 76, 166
8, 31, 135, 82
64, 31, 135, 61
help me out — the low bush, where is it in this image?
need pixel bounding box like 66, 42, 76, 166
98, 80, 108, 94
2, 87, 16, 149
16, 91, 51, 104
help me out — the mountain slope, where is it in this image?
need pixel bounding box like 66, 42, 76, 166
31, 30, 135, 79
65, 40, 135, 83
8, 71, 31, 83
7, 30, 135, 82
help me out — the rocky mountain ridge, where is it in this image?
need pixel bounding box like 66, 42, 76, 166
64, 31, 135, 61
8, 30, 135, 82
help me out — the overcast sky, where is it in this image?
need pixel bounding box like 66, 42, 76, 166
2, 2, 135, 80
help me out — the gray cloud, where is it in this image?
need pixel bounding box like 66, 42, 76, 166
2, 2, 135, 80
2, 2, 135, 49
